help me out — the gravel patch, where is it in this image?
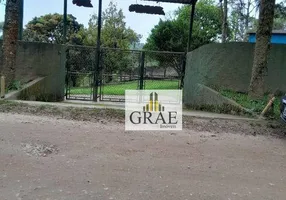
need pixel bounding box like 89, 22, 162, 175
21, 142, 59, 157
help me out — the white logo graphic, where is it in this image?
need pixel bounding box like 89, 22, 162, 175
125, 90, 182, 131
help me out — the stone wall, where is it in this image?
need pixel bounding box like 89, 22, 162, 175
183, 42, 286, 105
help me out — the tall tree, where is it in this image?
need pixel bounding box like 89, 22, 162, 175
23, 13, 84, 45
221, 0, 228, 42
1, 0, 20, 88
248, 0, 276, 98
145, 0, 221, 52
144, 0, 221, 76
86, 1, 141, 48
273, 2, 286, 29
228, 0, 259, 41
83, 1, 141, 82
247, 2, 286, 30
21, 13, 87, 85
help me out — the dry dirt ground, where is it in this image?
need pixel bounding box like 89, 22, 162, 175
0, 103, 286, 200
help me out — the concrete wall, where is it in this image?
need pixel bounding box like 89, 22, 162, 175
183, 42, 286, 105
0, 40, 65, 101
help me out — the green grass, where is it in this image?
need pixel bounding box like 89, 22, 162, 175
220, 90, 282, 118
70, 80, 180, 96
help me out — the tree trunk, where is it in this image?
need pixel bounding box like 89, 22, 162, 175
246, 0, 251, 30
248, 0, 276, 99
222, 0, 228, 43
2, 0, 20, 89
243, 0, 251, 41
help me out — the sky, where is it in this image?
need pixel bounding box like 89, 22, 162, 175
0, 0, 182, 42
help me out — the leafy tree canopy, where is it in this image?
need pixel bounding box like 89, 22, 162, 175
77, 1, 142, 77
250, 2, 286, 30
272, 2, 286, 30
229, 0, 286, 41
23, 13, 84, 45
144, 0, 222, 52
83, 1, 141, 49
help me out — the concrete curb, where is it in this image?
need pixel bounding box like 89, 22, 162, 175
9, 100, 258, 121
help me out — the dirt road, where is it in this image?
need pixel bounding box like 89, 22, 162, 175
0, 112, 286, 200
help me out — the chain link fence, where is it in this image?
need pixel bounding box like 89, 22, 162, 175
144, 51, 184, 90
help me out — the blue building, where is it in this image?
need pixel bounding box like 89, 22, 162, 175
248, 30, 286, 44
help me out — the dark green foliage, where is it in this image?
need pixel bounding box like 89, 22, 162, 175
8, 80, 22, 91
23, 13, 85, 45
246, 2, 286, 31
144, 0, 222, 52
220, 89, 282, 119
69, 1, 142, 76
143, 0, 221, 76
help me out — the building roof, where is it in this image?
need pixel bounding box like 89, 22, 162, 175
247, 30, 286, 35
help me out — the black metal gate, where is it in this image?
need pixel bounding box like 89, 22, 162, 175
65, 45, 185, 102
99, 48, 142, 102
65, 45, 95, 101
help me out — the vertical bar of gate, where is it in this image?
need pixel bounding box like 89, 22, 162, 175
139, 51, 145, 90
65, 71, 68, 99
65, 48, 69, 99
93, 50, 100, 102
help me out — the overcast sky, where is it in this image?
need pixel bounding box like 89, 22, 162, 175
0, 0, 182, 42
0, 0, 284, 42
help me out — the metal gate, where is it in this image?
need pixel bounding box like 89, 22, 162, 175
99, 48, 142, 102
65, 45, 185, 102
65, 45, 95, 101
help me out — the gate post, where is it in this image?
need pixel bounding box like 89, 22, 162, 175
180, 52, 187, 89
139, 51, 145, 90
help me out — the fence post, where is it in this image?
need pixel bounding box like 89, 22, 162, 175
1, 76, 5, 98
139, 51, 145, 90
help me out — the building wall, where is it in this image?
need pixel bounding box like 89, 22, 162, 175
183, 42, 286, 105
249, 33, 286, 44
